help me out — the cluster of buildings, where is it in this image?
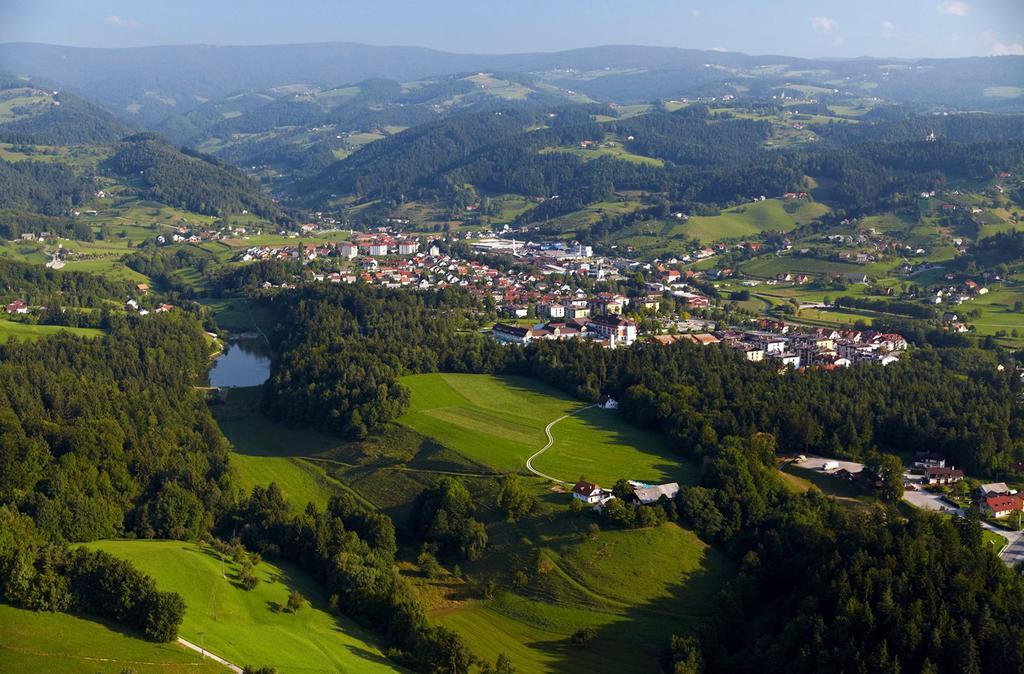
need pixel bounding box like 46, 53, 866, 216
657, 322, 908, 369
571, 479, 680, 510
238, 235, 425, 264
493, 313, 639, 349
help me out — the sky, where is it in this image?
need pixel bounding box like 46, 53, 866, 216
0, 0, 1022, 58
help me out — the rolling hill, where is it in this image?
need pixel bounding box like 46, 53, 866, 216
1, 42, 1022, 127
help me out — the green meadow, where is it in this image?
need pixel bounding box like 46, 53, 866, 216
398, 373, 694, 485
681, 198, 828, 243
0, 603, 224, 674
86, 540, 400, 674
0, 318, 102, 343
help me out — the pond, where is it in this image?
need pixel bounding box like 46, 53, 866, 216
208, 337, 272, 388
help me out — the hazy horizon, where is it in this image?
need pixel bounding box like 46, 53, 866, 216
1, 0, 1022, 60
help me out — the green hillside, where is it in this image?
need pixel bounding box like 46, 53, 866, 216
86, 540, 401, 674
398, 373, 695, 485
0, 603, 224, 674
681, 198, 828, 243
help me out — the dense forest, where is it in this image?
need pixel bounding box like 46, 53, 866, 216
0, 90, 134, 145
104, 133, 291, 223
0, 315, 233, 645
0, 158, 89, 216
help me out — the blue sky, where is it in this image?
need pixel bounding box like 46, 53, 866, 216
1, 0, 1022, 58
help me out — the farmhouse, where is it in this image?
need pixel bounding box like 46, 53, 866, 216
4, 299, 28, 314
572, 480, 603, 504
924, 466, 964, 485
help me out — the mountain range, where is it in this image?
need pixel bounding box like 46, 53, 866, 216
1, 42, 1022, 125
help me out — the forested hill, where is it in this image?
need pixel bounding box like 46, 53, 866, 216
0, 88, 133, 145
105, 133, 290, 223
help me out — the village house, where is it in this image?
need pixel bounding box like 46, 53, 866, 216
982, 495, 1024, 519
572, 480, 605, 504
4, 299, 29, 315
924, 466, 964, 485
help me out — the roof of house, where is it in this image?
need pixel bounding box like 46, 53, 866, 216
980, 482, 1010, 495
633, 482, 680, 504
985, 495, 1022, 512
572, 480, 600, 496
926, 466, 964, 478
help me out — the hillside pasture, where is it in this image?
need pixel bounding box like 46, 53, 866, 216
0, 318, 102, 343
0, 603, 223, 674
86, 540, 400, 674
679, 198, 827, 244
398, 373, 694, 486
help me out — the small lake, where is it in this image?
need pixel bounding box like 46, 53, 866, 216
208, 337, 272, 388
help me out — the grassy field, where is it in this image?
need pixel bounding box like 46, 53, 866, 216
86, 540, 400, 674
540, 142, 664, 167
681, 198, 828, 243
213, 387, 352, 509
433, 519, 731, 674
0, 318, 102, 343
0, 603, 224, 674
398, 373, 695, 486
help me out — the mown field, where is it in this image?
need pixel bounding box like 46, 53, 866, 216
398, 373, 695, 486
0, 603, 224, 674
86, 540, 400, 674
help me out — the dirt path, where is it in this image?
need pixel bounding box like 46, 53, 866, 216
525, 405, 597, 484
177, 637, 243, 673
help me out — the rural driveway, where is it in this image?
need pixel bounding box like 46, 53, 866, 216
525, 404, 597, 484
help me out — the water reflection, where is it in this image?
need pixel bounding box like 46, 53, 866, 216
209, 337, 272, 388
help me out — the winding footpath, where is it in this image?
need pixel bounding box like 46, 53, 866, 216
177, 637, 242, 673
525, 404, 597, 484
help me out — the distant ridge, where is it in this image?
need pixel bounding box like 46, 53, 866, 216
0, 41, 1020, 124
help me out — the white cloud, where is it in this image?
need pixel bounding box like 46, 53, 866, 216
936, 1, 969, 17
992, 41, 1024, 55
811, 16, 838, 34
711, 47, 729, 52
104, 15, 140, 28
881, 20, 895, 38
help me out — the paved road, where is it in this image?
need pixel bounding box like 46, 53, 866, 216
901, 478, 1024, 566
177, 637, 242, 673
525, 405, 597, 484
